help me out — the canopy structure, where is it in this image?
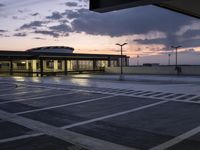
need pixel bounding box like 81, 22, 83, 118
90, 0, 200, 18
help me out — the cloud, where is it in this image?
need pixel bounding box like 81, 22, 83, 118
20, 21, 44, 29
134, 30, 200, 49
0, 3, 5, 7
65, 2, 78, 7
34, 30, 59, 38
49, 24, 72, 33
46, 11, 63, 20
0, 29, 7, 32
33, 37, 46, 40
14, 33, 27, 37
70, 6, 194, 37
62, 10, 79, 19
31, 13, 40, 16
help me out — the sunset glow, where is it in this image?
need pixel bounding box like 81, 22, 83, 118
1, 0, 200, 65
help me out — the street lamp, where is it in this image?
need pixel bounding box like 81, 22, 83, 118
116, 43, 127, 80
171, 46, 182, 66
137, 55, 140, 66
168, 53, 171, 66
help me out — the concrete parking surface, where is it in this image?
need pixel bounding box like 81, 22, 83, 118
0, 75, 200, 150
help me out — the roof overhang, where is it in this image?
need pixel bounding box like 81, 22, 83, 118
90, 0, 200, 19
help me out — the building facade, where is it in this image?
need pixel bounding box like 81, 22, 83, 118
0, 46, 129, 76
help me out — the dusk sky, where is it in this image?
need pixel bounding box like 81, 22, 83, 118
0, 0, 200, 65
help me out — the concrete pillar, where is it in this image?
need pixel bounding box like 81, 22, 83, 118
32, 60, 37, 72
39, 59, 43, 77
67, 60, 72, 71
43, 60, 47, 72
64, 59, 68, 75
26, 60, 29, 70
62, 60, 65, 71
93, 59, 97, 70
126, 57, 129, 66
108, 57, 111, 67
117, 59, 120, 67
10, 60, 13, 75
76, 60, 79, 71
54, 60, 58, 72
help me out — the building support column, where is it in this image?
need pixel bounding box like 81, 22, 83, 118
10, 60, 13, 76
108, 57, 111, 67
26, 60, 29, 70
40, 58, 43, 77
93, 59, 97, 70
76, 60, 79, 71
117, 59, 120, 67
32, 60, 37, 77
64, 59, 68, 75
54, 60, 58, 72
126, 57, 129, 66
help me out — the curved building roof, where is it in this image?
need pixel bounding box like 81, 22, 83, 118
26, 46, 74, 53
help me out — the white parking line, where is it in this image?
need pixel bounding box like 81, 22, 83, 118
61, 100, 169, 129
24, 84, 200, 105
0, 99, 169, 146
0, 87, 17, 92
0, 91, 80, 105
16, 95, 115, 115
0, 89, 52, 97
0, 133, 43, 143
0, 109, 136, 150
150, 125, 200, 150
185, 95, 200, 102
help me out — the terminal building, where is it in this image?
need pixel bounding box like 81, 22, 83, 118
0, 46, 129, 76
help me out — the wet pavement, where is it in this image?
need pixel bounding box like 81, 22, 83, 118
0, 76, 200, 150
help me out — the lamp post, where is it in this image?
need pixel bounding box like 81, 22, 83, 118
168, 53, 171, 66
116, 43, 127, 80
137, 55, 140, 66
171, 46, 182, 66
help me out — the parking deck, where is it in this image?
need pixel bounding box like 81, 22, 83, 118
0, 76, 200, 150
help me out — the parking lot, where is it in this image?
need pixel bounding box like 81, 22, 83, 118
0, 76, 200, 150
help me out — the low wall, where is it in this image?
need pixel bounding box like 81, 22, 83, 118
105, 66, 200, 75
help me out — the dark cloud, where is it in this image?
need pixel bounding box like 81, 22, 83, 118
0, 3, 5, 7
14, 33, 27, 37
180, 49, 197, 54
181, 30, 200, 39
0, 29, 7, 32
71, 6, 194, 36
47, 24, 71, 37
33, 37, 46, 40
134, 32, 200, 49
0, 33, 9, 37
62, 10, 79, 19
49, 24, 72, 33
65, 2, 78, 7
46, 11, 63, 20
15, 5, 200, 50
20, 21, 44, 29
31, 13, 39, 16
18, 10, 24, 13
34, 30, 59, 38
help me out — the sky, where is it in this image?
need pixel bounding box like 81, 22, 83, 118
0, 0, 200, 65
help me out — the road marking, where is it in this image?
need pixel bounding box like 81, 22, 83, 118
185, 95, 200, 102
150, 125, 200, 150
61, 100, 169, 129
0, 133, 43, 143
0, 89, 52, 97
0, 91, 80, 105
17, 83, 200, 105
0, 109, 136, 150
16, 95, 115, 115
0, 87, 17, 92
